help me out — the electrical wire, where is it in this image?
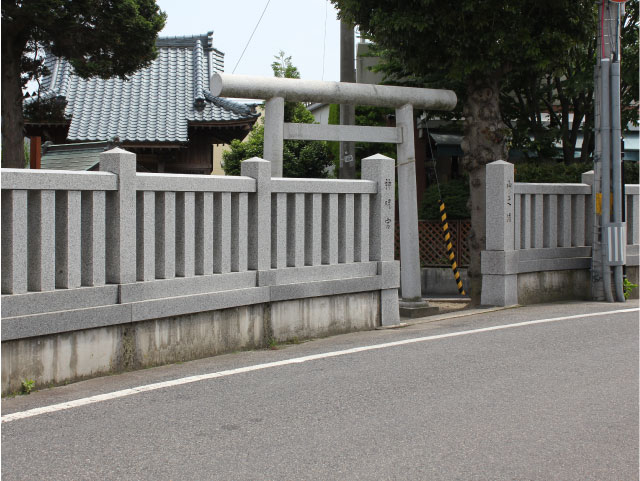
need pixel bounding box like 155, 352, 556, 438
321, 0, 328, 80
423, 114, 442, 201
232, 0, 272, 74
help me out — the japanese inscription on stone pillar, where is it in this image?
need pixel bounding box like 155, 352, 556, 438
506, 179, 513, 224
384, 178, 393, 229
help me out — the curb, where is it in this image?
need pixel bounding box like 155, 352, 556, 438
377, 304, 521, 330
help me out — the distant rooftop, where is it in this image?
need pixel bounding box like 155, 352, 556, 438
33, 32, 258, 145
40, 141, 110, 171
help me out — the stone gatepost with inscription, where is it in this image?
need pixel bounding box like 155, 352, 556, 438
481, 160, 517, 306
362, 154, 400, 326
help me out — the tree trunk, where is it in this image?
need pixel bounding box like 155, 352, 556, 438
1, 33, 27, 168
580, 96, 595, 163
461, 77, 509, 305
580, 127, 594, 163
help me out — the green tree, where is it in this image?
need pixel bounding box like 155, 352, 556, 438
619, 0, 639, 129
223, 53, 332, 178
326, 104, 395, 177
1, 0, 166, 167
271, 50, 301, 80
347, 4, 638, 166
502, 2, 638, 163
331, 0, 595, 302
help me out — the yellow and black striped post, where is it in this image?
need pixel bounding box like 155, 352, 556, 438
438, 200, 466, 296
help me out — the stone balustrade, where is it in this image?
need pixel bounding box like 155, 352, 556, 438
481, 160, 639, 306
1, 149, 400, 342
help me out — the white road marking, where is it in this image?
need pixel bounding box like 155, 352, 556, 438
3, 307, 637, 423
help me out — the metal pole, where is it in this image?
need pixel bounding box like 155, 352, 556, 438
591, 62, 606, 301
339, 20, 356, 179
610, 59, 625, 301
600, 58, 614, 302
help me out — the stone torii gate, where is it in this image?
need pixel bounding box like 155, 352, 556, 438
211, 73, 457, 316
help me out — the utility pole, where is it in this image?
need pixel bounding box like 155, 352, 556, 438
592, 0, 626, 302
339, 20, 356, 179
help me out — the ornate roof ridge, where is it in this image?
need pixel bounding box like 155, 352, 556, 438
156, 33, 210, 49
203, 90, 258, 117
193, 40, 206, 110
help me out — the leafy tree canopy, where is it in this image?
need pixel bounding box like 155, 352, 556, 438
620, 0, 639, 128
326, 104, 395, 176
222, 52, 332, 178
333, 1, 593, 87
501, 1, 637, 163
1, 0, 166, 167
23, 96, 70, 123
5, 0, 166, 81
331, 0, 599, 301
347, 2, 638, 164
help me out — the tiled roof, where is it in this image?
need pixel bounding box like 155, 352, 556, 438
37, 32, 258, 144
40, 142, 110, 171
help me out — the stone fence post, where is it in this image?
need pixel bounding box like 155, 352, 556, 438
581, 170, 594, 186
241, 157, 272, 285
481, 160, 517, 306
362, 153, 400, 325
99, 148, 137, 286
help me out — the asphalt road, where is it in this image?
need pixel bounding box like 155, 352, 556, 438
2, 301, 638, 480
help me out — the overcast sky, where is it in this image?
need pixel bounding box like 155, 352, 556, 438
156, 0, 344, 82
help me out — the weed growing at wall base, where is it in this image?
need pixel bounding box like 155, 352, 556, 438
267, 337, 279, 350
21, 379, 35, 395
623, 278, 638, 300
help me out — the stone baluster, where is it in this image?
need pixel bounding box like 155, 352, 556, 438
28, 190, 56, 291
137, 191, 156, 281
1, 190, 28, 294
304, 193, 323, 266
81, 190, 106, 286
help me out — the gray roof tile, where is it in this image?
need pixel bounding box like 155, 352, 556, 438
40, 142, 110, 171
38, 33, 258, 144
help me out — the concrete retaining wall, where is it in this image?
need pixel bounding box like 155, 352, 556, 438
516, 270, 592, 305
516, 266, 638, 305
1, 291, 379, 395
421, 267, 469, 296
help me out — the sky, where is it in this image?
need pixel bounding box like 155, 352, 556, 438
155, 0, 343, 82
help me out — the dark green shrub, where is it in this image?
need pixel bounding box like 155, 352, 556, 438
514, 161, 592, 183
624, 161, 639, 184
327, 104, 396, 178
419, 177, 470, 220
514, 160, 639, 185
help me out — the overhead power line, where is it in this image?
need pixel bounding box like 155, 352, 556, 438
322, 0, 328, 80
232, 0, 272, 74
